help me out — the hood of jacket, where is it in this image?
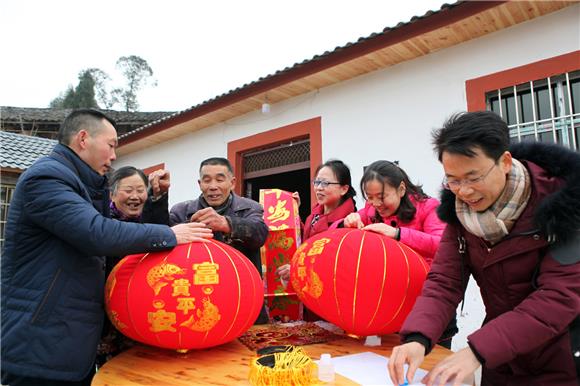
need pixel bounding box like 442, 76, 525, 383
437, 142, 580, 243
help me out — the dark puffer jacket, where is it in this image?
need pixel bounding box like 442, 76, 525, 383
1, 144, 176, 381
400, 142, 580, 385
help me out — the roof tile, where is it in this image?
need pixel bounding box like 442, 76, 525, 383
1, 131, 57, 170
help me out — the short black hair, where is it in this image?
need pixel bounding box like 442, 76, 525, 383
199, 157, 233, 174
360, 160, 427, 223
57, 108, 116, 145
109, 166, 148, 194
432, 111, 509, 162
316, 159, 357, 205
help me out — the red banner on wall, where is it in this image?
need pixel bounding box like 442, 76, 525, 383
259, 189, 302, 322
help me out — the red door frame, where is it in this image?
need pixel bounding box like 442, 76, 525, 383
227, 117, 322, 205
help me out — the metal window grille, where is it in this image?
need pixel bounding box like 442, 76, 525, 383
243, 140, 310, 174
486, 70, 580, 151
0, 183, 16, 250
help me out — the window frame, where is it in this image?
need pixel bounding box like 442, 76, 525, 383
466, 51, 580, 150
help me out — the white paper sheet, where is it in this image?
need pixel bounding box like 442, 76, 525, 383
316, 351, 471, 386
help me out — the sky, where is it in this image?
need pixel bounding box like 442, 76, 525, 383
0, 0, 446, 112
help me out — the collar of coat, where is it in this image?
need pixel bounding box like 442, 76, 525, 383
437, 141, 580, 244
49, 144, 110, 216
50, 144, 108, 190
188, 192, 251, 218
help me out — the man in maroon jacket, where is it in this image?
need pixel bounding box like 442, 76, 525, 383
388, 111, 579, 386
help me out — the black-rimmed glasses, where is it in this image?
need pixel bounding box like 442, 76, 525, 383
312, 180, 341, 188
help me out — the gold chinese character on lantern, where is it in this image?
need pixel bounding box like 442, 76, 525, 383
297, 251, 306, 265
266, 200, 290, 223
297, 266, 307, 280
176, 297, 196, 315
172, 278, 191, 297
193, 262, 220, 285
307, 238, 331, 256
148, 309, 177, 333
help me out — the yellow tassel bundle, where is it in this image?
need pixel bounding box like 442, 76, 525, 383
249, 346, 315, 386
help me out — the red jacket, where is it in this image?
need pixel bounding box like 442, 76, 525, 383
401, 143, 580, 385
357, 196, 445, 266
303, 198, 355, 241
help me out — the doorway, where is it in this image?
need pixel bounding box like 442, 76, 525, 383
245, 168, 311, 222
242, 139, 311, 223
227, 116, 322, 222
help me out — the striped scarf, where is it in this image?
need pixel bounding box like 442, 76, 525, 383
456, 158, 531, 245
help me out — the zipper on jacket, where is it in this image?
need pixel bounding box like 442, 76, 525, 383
30, 268, 62, 324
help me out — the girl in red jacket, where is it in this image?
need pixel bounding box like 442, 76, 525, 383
302, 159, 357, 240
343, 160, 445, 266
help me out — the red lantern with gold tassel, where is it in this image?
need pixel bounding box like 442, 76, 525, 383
105, 240, 264, 350
290, 228, 428, 336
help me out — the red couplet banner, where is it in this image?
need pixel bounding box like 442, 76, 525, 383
259, 189, 303, 322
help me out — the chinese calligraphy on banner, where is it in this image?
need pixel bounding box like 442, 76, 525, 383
259, 189, 303, 321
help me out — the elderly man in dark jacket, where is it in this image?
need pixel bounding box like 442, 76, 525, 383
1, 109, 212, 386
170, 157, 269, 323
389, 111, 579, 386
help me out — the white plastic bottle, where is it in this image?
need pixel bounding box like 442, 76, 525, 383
364, 335, 381, 346
318, 353, 335, 383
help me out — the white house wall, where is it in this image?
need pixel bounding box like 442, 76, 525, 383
116, 5, 579, 209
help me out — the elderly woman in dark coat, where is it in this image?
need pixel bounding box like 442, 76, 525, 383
96, 166, 171, 366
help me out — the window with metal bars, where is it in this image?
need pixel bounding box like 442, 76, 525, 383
0, 183, 16, 251
486, 70, 580, 151
243, 140, 310, 174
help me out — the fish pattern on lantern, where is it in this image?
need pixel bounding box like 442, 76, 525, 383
142, 260, 222, 333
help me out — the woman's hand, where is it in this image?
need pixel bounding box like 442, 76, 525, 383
344, 213, 364, 229
362, 223, 398, 238
291, 192, 301, 208
149, 169, 171, 198
276, 264, 291, 281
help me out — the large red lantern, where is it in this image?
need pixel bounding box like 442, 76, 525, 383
105, 240, 264, 350
290, 228, 428, 336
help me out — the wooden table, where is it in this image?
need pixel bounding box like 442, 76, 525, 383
92, 331, 453, 385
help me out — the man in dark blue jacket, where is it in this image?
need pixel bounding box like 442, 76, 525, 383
1, 109, 212, 386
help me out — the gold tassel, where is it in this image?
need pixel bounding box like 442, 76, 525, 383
249, 347, 315, 386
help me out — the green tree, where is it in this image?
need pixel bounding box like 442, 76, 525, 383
49, 85, 73, 108
73, 70, 98, 108
49, 70, 99, 109
49, 55, 156, 111
114, 55, 156, 111
86, 68, 117, 109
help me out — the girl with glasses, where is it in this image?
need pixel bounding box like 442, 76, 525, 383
276, 159, 356, 320
303, 159, 357, 240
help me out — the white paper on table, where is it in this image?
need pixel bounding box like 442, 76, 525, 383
316, 351, 471, 386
